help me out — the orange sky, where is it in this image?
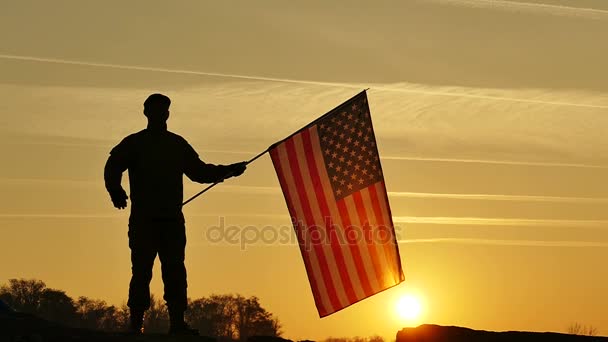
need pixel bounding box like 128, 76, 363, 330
1, 1, 607, 340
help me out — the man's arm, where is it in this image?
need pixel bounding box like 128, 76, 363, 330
183, 142, 246, 184
104, 140, 130, 209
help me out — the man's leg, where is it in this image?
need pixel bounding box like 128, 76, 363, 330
127, 224, 158, 332
158, 222, 195, 334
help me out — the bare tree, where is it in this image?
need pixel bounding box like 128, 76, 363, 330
236, 295, 282, 340
38, 289, 76, 325
74, 296, 117, 331
112, 303, 130, 331
186, 294, 281, 340
567, 323, 598, 336
144, 294, 169, 333
0, 279, 47, 313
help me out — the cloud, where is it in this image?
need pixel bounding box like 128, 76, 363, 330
393, 216, 608, 228
397, 237, 608, 247
438, 0, 608, 17
388, 191, 608, 203
2, 54, 606, 110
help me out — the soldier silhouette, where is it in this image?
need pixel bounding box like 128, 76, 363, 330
104, 93, 246, 335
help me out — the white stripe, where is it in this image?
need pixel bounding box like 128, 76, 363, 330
342, 196, 382, 293
308, 127, 366, 300
292, 133, 349, 308
275, 143, 333, 313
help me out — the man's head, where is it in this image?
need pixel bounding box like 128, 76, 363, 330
144, 93, 171, 123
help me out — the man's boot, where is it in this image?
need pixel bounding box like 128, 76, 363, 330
168, 309, 198, 335
128, 309, 145, 334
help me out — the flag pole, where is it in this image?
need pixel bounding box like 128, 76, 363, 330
181, 148, 268, 207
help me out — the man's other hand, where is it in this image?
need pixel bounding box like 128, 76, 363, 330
229, 162, 247, 177
110, 188, 129, 209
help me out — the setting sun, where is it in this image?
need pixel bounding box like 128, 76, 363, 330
396, 295, 423, 321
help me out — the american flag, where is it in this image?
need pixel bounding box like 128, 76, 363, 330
269, 91, 404, 317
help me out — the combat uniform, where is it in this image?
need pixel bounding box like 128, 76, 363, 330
104, 124, 234, 315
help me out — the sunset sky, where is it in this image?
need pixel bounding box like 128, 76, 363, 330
1, 0, 607, 340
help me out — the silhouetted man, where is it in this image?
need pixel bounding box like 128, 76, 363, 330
104, 94, 246, 335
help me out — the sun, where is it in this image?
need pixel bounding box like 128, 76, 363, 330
395, 294, 423, 321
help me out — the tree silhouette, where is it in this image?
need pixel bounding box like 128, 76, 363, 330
0, 278, 281, 338
236, 295, 282, 340
144, 294, 169, 333
567, 322, 598, 336
186, 294, 282, 340
74, 296, 121, 331
38, 289, 76, 325
0, 279, 47, 314
324, 336, 385, 342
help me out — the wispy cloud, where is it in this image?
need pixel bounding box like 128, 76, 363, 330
3, 137, 607, 169
381, 156, 608, 169
0, 213, 121, 219
388, 191, 608, 203
442, 0, 608, 17
398, 237, 608, 247
1, 54, 606, 110
3, 178, 605, 205
0, 178, 99, 186
393, 216, 608, 228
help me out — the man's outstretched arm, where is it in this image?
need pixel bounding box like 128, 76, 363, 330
183, 143, 246, 184
104, 144, 129, 210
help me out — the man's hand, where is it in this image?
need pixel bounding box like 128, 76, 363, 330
229, 161, 247, 177
110, 188, 129, 209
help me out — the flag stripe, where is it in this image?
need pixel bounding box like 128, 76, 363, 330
341, 196, 381, 293
361, 186, 397, 286
374, 182, 405, 282
272, 146, 331, 315
352, 190, 386, 290
335, 199, 375, 298
292, 133, 349, 309
284, 136, 343, 312
365, 184, 398, 280
300, 128, 359, 306
308, 126, 368, 300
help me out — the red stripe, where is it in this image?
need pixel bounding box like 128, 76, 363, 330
352, 191, 386, 289
336, 200, 374, 298
269, 148, 327, 315
368, 182, 399, 282
284, 137, 342, 311
301, 128, 358, 305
